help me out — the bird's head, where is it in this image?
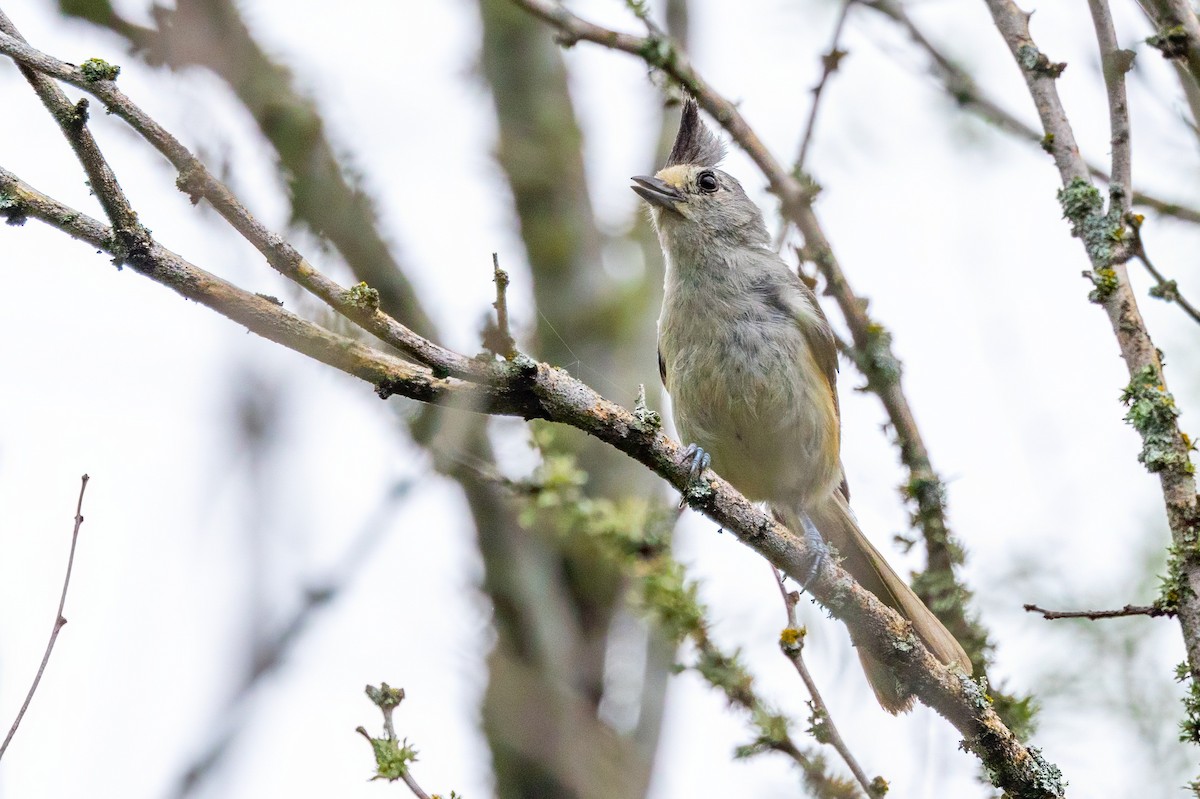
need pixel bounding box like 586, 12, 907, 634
631, 98, 770, 252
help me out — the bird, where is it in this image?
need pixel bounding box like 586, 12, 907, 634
631, 97, 971, 713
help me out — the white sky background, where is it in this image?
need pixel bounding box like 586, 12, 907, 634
1, 0, 1199, 797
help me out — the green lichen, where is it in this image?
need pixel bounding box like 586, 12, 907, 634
345, 281, 380, 312
0, 191, 27, 226
1057, 177, 1125, 287
1017, 44, 1066, 77
1150, 279, 1180, 302
1040, 132, 1055, 153
638, 35, 675, 69
1121, 365, 1192, 474
1147, 25, 1189, 59
79, 57, 120, 82
363, 735, 418, 781
855, 322, 902, 391
1177, 662, 1200, 744
632, 384, 662, 432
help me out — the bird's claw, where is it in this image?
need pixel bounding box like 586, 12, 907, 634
796, 514, 829, 595
678, 443, 711, 508
681, 443, 711, 484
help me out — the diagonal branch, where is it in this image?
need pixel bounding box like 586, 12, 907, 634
0, 161, 1057, 795
0, 475, 90, 761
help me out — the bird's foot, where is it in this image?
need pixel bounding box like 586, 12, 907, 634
796, 513, 829, 594
678, 443, 712, 508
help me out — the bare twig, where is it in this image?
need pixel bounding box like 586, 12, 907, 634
483, 252, 518, 359
1126, 214, 1200, 326
1024, 603, 1172, 620
774, 569, 882, 799
983, 0, 1200, 696
174, 479, 414, 796
795, 0, 857, 176
0, 474, 90, 761
1087, 0, 1134, 204
863, 0, 1200, 225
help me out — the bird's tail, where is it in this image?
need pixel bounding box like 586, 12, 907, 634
776, 491, 972, 714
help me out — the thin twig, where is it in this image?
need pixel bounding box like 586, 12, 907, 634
357, 684, 436, 799
1126, 214, 1200, 326
1087, 0, 1134, 206
484, 252, 518, 359
863, 0, 1200, 225
174, 479, 414, 796
0, 474, 90, 760
795, 0, 857, 176
773, 569, 881, 799
1024, 603, 1172, 620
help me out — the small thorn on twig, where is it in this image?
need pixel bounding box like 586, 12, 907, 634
1023, 602, 1172, 620
482, 253, 518, 359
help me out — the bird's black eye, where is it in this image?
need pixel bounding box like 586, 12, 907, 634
697, 171, 719, 193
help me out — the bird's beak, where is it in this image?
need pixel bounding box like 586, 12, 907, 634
631, 175, 684, 211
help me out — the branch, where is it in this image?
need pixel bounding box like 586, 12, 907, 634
1024, 603, 1172, 621
0, 28, 484, 382
356, 684, 441, 798
795, 0, 857, 176
863, 0, 1200, 226
0, 474, 89, 760
1141, 0, 1200, 96
982, 0, 1200, 694
1126, 214, 1200, 327
0, 162, 1054, 796
774, 570, 883, 799
507, 0, 989, 698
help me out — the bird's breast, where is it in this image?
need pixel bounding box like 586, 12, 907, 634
659, 290, 841, 509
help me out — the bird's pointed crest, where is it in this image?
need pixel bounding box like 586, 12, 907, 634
665, 98, 725, 168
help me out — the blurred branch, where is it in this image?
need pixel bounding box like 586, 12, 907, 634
795, 0, 857, 176
1126, 214, 1200, 327
508, 0, 1018, 752
0, 474, 89, 761
173, 479, 414, 797
487, 449, 861, 798
774, 570, 884, 799
863, 0, 1200, 225
1140, 0, 1200, 97
1024, 602, 1172, 620
57, 0, 436, 333
983, 0, 1200, 713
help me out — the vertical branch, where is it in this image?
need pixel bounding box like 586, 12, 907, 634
982, 0, 1200, 686
0, 475, 90, 760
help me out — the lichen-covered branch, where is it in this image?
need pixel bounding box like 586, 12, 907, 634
0, 161, 1059, 796
982, 0, 1200, 692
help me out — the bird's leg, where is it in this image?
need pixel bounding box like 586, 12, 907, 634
796, 512, 829, 594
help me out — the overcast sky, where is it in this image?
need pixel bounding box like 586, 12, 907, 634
2, 1, 1199, 797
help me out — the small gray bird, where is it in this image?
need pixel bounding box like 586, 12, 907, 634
632, 99, 970, 713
